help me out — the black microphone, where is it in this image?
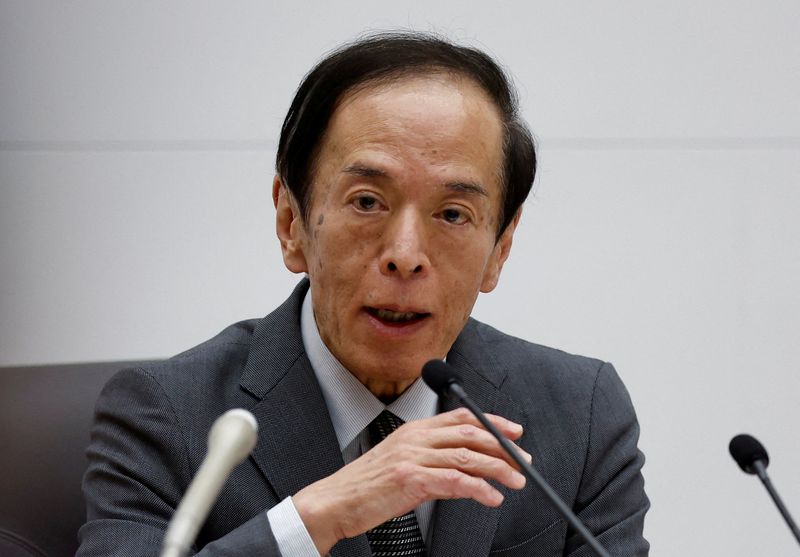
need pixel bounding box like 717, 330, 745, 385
729, 433, 800, 546
422, 360, 612, 557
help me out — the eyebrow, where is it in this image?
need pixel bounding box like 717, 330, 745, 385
446, 181, 488, 197
343, 163, 488, 197
342, 164, 389, 178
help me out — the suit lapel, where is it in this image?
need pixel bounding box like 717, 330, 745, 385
429, 321, 528, 557
239, 280, 371, 557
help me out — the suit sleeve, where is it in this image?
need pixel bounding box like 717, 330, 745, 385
563, 362, 650, 557
76, 368, 282, 557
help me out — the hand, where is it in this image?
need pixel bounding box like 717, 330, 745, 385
292, 407, 531, 555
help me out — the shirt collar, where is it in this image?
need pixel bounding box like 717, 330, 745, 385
300, 288, 438, 451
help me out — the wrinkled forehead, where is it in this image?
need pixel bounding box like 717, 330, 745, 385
307, 71, 506, 188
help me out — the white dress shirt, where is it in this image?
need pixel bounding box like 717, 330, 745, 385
266, 289, 439, 556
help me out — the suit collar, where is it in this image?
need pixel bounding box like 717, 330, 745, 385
240, 278, 371, 556
240, 283, 510, 401
240, 277, 341, 494
239, 279, 309, 400
428, 320, 527, 557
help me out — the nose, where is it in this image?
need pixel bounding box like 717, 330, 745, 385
380, 209, 430, 279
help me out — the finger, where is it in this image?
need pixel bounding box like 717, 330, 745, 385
409, 466, 506, 507
411, 423, 533, 469
422, 407, 524, 441
418, 447, 526, 490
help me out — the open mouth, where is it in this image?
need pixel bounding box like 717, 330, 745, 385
366, 307, 431, 325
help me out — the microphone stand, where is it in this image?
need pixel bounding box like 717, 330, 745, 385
753, 460, 800, 545
450, 383, 612, 557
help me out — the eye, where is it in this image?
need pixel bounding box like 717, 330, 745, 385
353, 194, 380, 212
440, 207, 469, 225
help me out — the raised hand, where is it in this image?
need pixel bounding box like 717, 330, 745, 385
292, 407, 531, 555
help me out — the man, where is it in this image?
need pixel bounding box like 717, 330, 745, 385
78, 33, 649, 556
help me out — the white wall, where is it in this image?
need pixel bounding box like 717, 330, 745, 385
2, 1, 799, 554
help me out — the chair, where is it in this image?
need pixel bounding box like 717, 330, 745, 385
0, 361, 151, 557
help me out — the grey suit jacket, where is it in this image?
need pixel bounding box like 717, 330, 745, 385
78, 280, 649, 556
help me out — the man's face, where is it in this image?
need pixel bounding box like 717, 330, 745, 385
275, 74, 517, 396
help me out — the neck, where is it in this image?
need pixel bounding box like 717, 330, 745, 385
358, 376, 417, 401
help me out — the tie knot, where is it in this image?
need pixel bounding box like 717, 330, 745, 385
369, 410, 404, 445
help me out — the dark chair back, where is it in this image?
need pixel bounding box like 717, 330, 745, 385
0, 362, 149, 557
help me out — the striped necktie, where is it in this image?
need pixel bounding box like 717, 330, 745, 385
366, 410, 427, 556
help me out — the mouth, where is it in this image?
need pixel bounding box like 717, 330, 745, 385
365, 307, 431, 326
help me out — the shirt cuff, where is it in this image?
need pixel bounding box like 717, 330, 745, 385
266, 496, 321, 557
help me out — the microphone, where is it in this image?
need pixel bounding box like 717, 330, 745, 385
729, 433, 769, 474
422, 360, 612, 557
160, 409, 259, 557
729, 433, 800, 546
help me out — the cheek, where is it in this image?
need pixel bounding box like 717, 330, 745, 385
440, 269, 482, 315
309, 213, 375, 282
438, 241, 495, 315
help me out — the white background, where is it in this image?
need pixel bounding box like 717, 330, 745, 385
2, 1, 799, 554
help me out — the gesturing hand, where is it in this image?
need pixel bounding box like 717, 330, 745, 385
292, 407, 531, 555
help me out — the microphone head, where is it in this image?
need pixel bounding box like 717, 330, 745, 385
208, 409, 259, 464
729, 433, 769, 474
422, 359, 458, 396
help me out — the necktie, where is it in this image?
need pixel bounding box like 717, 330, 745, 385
366, 410, 427, 556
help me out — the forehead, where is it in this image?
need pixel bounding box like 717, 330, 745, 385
334, 73, 502, 144
311, 73, 505, 195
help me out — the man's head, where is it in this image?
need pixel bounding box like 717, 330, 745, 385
274, 33, 536, 398
276, 32, 536, 239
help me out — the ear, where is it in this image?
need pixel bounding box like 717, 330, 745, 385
273, 175, 309, 274
480, 209, 521, 293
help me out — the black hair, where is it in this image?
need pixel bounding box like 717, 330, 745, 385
276, 31, 536, 237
